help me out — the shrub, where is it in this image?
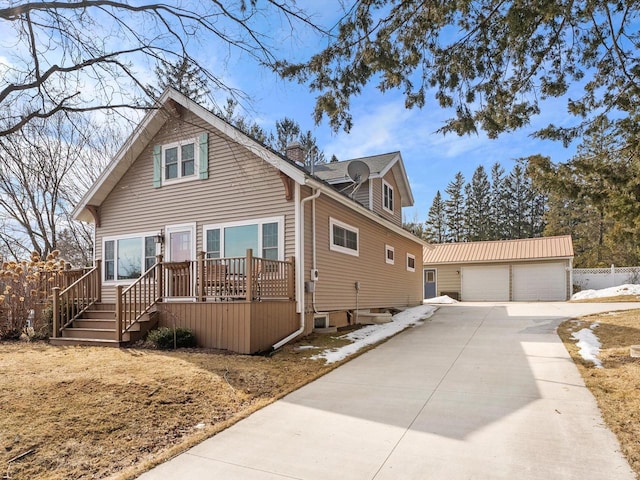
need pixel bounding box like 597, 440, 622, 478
0, 251, 66, 340
147, 327, 196, 349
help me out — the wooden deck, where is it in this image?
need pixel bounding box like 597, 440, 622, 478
51, 250, 298, 353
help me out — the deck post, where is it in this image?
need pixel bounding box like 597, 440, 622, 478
288, 256, 295, 300
52, 287, 60, 338
115, 285, 123, 343
197, 251, 205, 302
95, 259, 102, 303
156, 254, 164, 301
246, 249, 253, 302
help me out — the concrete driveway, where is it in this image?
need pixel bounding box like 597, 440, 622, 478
138, 302, 638, 479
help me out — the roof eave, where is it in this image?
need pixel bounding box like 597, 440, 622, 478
304, 177, 430, 248
72, 88, 307, 223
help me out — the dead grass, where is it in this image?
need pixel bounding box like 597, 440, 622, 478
558, 309, 640, 478
0, 332, 352, 480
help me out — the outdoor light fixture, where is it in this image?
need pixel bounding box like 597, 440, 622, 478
154, 233, 165, 244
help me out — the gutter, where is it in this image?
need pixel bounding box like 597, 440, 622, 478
272, 187, 321, 350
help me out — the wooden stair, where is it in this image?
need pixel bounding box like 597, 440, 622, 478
49, 303, 159, 347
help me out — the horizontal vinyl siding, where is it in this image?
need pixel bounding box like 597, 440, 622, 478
430, 265, 461, 297
313, 194, 423, 312
371, 172, 402, 227
96, 109, 296, 301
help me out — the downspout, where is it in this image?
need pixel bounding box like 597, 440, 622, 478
273, 187, 321, 350
311, 197, 318, 313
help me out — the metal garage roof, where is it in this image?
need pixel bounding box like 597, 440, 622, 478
423, 235, 574, 264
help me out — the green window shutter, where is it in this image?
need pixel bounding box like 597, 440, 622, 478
152, 145, 162, 188
199, 132, 209, 179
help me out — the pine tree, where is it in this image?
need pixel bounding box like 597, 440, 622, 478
489, 162, 509, 240
465, 165, 491, 241
505, 164, 536, 239
151, 57, 210, 104
273, 117, 325, 169
444, 172, 466, 242
425, 191, 446, 243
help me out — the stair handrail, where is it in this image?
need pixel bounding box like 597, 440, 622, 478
116, 256, 163, 341
51, 261, 102, 338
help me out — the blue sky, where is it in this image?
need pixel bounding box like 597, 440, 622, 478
0, 2, 580, 223
219, 35, 579, 223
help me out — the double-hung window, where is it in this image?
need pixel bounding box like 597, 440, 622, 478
104, 234, 156, 281
204, 217, 284, 260
383, 180, 394, 213
163, 140, 197, 182
330, 217, 359, 256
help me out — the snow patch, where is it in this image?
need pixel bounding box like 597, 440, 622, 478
571, 323, 603, 368
311, 305, 437, 364
572, 283, 640, 300
424, 295, 458, 304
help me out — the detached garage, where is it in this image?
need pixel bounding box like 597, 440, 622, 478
423, 236, 574, 302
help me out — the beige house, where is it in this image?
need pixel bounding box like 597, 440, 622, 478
423, 236, 574, 301
52, 88, 426, 353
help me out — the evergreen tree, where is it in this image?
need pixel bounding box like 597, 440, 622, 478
273, 117, 325, 169
425, 190, 446, 243
465, 165, 491, 241
216, 98, 269, 144
489, 162, 509, 240
504, 164, 532, 239
444, 172, 466, 242
151, 57, 210, 104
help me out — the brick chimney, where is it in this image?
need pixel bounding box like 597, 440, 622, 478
285, 142, 305, 165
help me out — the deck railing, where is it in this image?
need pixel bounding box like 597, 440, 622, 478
155, 249, 294, 301
116, 258, 163, 341
52, 261, 102, 337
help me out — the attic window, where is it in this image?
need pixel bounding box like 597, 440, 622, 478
163, 140, 197, 182
383, 180, 394, 213
153, 133, 208, 188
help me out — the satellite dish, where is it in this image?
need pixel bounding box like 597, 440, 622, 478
342, 160, 370, 198
347, 160, 370, 185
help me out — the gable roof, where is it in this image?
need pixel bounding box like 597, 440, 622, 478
313, 152, 414, 207
423, 236, 574, 264
73, 88, 427, 247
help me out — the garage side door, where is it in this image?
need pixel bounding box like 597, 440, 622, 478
461, 265, 510, 301
512, 263, 566, 301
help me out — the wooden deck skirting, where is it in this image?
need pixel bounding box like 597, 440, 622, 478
157, 300, 298, 354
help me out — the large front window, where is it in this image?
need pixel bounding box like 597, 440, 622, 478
204, 217, 283, 260
104, 234, 156, 281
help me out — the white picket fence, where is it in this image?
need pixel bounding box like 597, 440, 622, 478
573, 265, 640, 291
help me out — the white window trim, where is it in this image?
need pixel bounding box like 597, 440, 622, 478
406, 253, 416, 272
165, 223, 197, 262
329, 217, 359, 257
382, 179, 394, 213
202, 216, 285, 260
161, 137, 199, 185
385, 244, 395, 265
102, 231, 158, 285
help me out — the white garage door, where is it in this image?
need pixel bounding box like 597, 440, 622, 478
461, 265, 510, 301
512, 263, 566, 301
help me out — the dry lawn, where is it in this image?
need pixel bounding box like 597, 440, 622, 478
559, 309, 640, 478
0, 333, 351, 480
